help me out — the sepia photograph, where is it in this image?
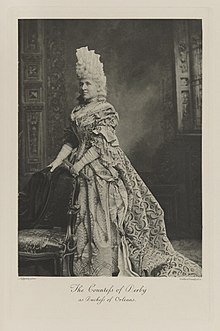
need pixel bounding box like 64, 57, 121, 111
18, 19, 202, 278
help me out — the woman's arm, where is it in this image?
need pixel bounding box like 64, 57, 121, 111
49, 122, 79, 172
48, 144, 73, 172
71, 107, 120, 176
70, 146, 100, 175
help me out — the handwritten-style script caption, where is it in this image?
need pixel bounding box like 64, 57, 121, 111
70, 283, 148, 304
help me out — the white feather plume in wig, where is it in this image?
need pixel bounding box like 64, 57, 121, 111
76, 46, 107, 98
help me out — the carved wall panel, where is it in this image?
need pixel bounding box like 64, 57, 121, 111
173, 21, 192, 131
189, 20, 202, 130
24, 82, 43, 103
25, 111, 43, 173
24, 62, 42, 81
173, 20, 202, 133
172, 20, 202, 238
22, 20, 40, 53
19, 20, 67, 177
19, 20, 45, 176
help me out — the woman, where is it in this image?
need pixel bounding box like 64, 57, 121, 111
46, 46, 202, 277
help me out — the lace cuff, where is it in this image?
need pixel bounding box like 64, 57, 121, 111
74, 146, 100, 173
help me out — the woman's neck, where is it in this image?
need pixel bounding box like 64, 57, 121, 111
84, 97, 98, 104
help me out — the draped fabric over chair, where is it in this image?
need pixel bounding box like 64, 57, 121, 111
18, 167, 78, 276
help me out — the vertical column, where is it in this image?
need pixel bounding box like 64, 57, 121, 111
173, 19, 202, 133
173, 20, 193, 132
173, 20, 202, 238
19, 20, 45, 176
189, 20, 202, 131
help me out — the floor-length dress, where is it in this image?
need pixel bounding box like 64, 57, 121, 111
66, 100, 202, 277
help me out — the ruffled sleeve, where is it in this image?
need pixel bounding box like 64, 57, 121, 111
92, 108, 119, 147
90, 106, 120, 167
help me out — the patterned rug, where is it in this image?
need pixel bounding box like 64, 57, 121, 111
19, 239, 202, 276
171, 239, 202, 267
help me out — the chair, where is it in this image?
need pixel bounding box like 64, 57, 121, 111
18, 166, 79, 276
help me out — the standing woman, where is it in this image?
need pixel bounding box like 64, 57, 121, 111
48, 46, 202, 277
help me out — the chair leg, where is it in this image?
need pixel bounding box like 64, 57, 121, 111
58, 256, 64, 276
65, 256, 71, 276
60, 255, 74, 276
69, 254, 74, 276
54, 258, 58, 276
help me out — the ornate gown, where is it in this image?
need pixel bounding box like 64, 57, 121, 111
65, 100, 202, 277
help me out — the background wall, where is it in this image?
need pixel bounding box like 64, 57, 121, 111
64, 19, 176, 173
19, 19, 202, 240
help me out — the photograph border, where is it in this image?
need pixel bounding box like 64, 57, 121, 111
1, 1, 218, 330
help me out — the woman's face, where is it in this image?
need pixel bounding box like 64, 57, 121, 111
79, 79, 99, 102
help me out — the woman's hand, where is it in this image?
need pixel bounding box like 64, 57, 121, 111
47, 144, 73, 172
47, 158, 63, 172
70, 163, 81, 177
